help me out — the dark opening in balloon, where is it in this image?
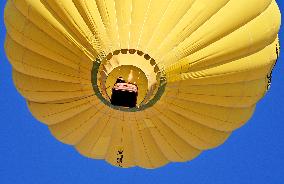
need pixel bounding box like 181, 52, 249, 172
92, 49, 167, 111
110, 77, 138, 108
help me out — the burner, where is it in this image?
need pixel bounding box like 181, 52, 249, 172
111, 80, 138, 108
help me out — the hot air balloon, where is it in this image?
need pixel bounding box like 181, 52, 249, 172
4, 0, 281, 169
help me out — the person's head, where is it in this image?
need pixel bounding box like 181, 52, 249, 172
116, 77, 125, 83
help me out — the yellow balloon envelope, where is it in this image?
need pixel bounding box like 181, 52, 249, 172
4, 0, 281, 168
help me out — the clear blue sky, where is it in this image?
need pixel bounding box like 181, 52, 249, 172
0, 1, 283, 184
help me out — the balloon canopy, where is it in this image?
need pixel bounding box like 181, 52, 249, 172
4, 0, 281, 168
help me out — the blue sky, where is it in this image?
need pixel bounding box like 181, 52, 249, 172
0, 1, 283, 184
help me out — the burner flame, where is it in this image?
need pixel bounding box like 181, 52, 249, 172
128, 70, 133, 82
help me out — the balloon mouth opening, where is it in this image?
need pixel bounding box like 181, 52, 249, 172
91, 49, 167, 112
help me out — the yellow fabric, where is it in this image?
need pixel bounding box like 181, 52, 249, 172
4, 0, 281, 169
